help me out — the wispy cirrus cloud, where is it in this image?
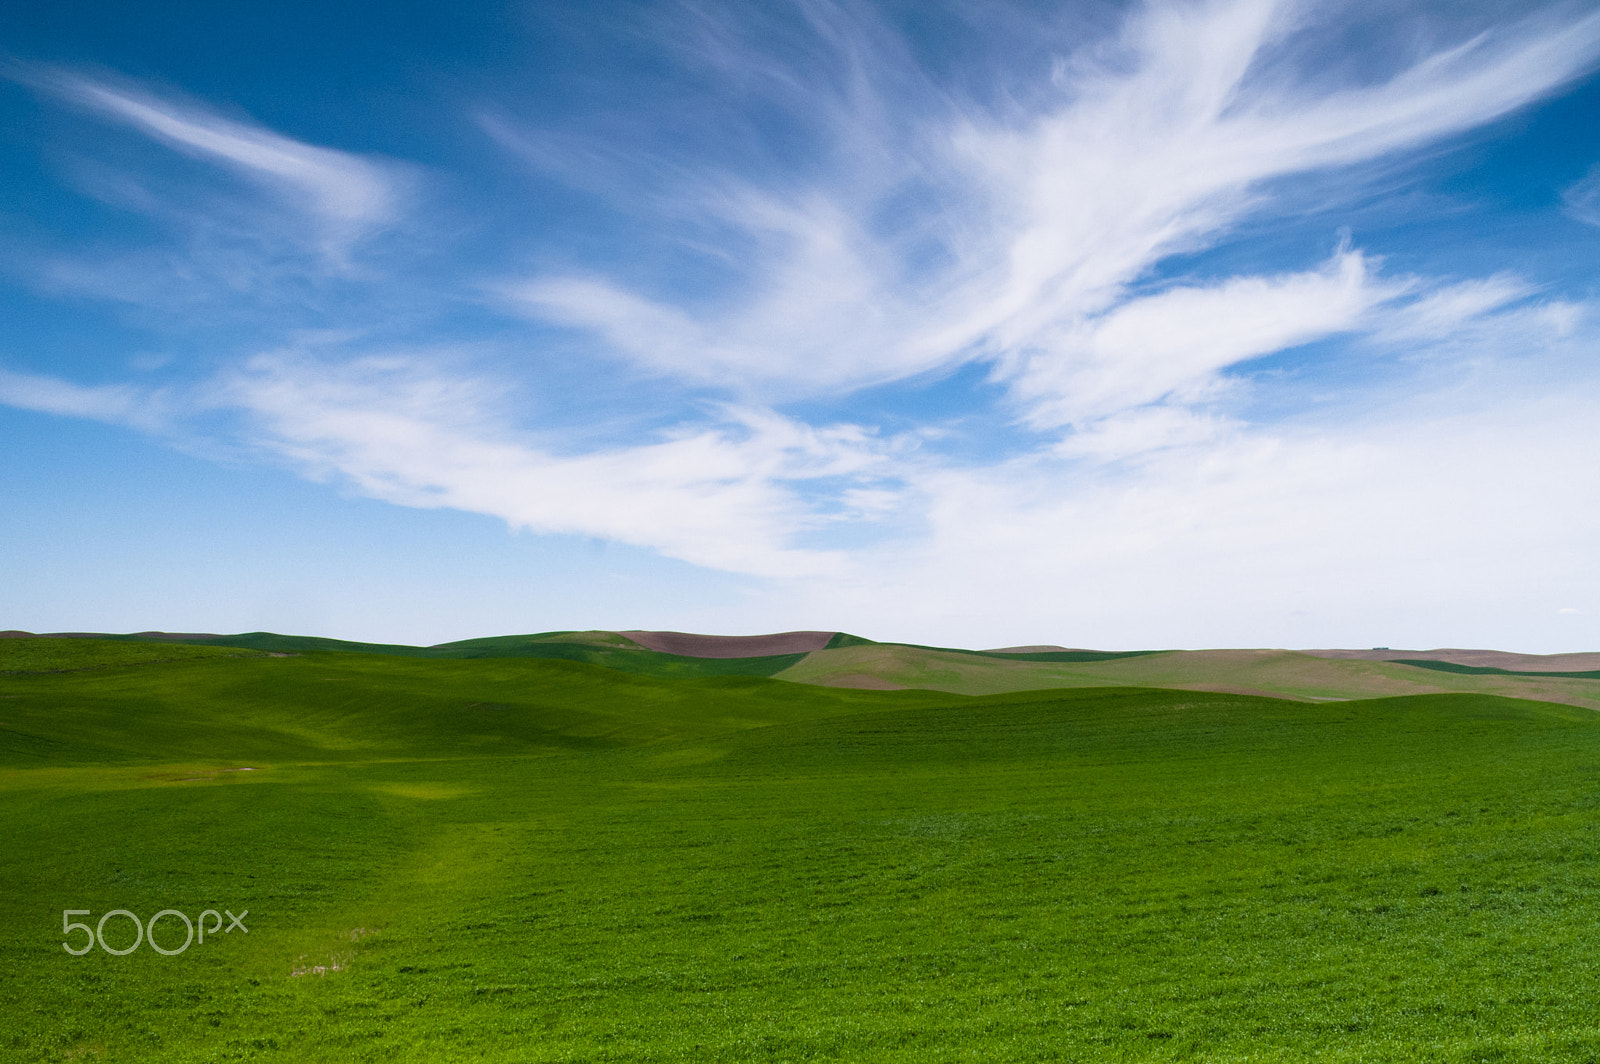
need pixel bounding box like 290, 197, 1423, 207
1367, 274, 1537, 344
1007, 249, 1399, 429
7, 63, 411, 260
496, 0, 1600, 432
1564, 163, 1600, 227
206, 352, 901, 578
2, 346, 902, 577
0, 366, 155, 426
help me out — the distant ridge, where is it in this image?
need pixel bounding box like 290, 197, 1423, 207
2, 630, 226, 641
618, 630, 837, 658
5, 630, 1598, 710
983, 644, 1081, 653
7, 630, 1595, 675
1300, 648, 1600, 672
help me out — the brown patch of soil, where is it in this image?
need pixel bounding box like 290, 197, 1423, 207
981, 645, 1096, 653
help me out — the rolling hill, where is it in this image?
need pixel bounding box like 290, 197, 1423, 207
7, 627, 1599, 708
2, 637, 1598, 1061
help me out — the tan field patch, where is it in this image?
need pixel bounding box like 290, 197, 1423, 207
777, 645, 1600, 709
1300, 648, 1600, 671
816, 672, 906, 690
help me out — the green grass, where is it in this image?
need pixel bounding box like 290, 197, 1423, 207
0, 638, 266, 675
3, 642, 1600, 1061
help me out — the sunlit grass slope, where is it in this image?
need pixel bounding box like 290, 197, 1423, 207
0, 637, 265, 676
3, 642, 1599, 1062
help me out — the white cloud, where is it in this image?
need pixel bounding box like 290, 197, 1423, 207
0, 343, 904, 580
490, 0, 1600, 436
789, 384, 1600, 651
0, 367, 153, 426
936, 1, 1600, 398
1008, 250, 1396, 428
500, 276, 735, 380
14, 66, 408, 254
1239, 7, 1600, 169
1372, 274, 1535, 343
1053, 406, 1239, 461
498, 188, 934, 395
211, 352, 892, 577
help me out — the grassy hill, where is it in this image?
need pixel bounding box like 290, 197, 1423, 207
773, 643, 1600, 709
0, 637, 267, 675
7, 629, 811, 679
11, 628, 1600, 707
3, 641, 1600, 1061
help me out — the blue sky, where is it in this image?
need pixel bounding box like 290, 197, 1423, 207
3, 0, 1599, 651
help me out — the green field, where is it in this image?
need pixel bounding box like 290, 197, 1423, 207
3, 639, 1600, 1061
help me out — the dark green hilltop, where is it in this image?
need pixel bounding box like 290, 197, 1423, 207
3, 628, 821, 678
2, 632, 1599, 1061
